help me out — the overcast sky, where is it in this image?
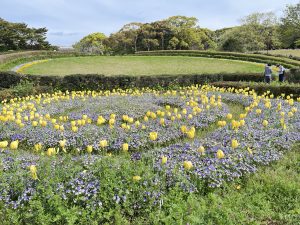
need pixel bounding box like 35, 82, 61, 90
1, 0, 299, 46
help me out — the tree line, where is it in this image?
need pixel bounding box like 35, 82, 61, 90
0, 18, 53, 52
74, 1, 300, 54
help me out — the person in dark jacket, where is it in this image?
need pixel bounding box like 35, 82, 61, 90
264, 63, 272, 84
276, 64, 285, 82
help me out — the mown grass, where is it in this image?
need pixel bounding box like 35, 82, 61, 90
21, 56, 264, 76
137, 145, 300, 225
259, 49, 300, 58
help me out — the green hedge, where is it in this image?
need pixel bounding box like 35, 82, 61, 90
252, 51, 300, 62
0, 71, 267, 90
135, 50, 300, 69
0, 51, 98, 71
212, 81, 300, 98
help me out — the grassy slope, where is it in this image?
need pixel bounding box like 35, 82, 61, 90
259, 49, 300, 58
22, 56, 264, 76
144, 147, 300, 225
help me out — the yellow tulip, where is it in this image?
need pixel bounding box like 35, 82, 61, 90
47, 148, 56, 156
247, 147, 253, 155
122, 143, 129, 152
161, 156, 167, 165
159, 118, 165, 126
133, 175, 141, 182
72, 126, 78, 132
34, 143, 42, 152
262, 120, 268, 127
183, 161, 193, 170
239, 114, 246, 119
198, 146, 205, 154
59, 140, 66, 148
226, 113, 233, 120
29, 165, 38, 180
135, 120, 140, 127
231, 139, 239, 149
86, 145, 93, 154
149, 132, 158, 141
0, 141, 8, 148
216, 149, 225, 159
181, 125, 187, 133
109, 118, 115, 126
99, 140, 108, 148
10, 140, 19, 150
187, 130, 195, 139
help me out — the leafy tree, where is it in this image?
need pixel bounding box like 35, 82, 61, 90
0, 18, 52, 51
219, 12, 281, 52
168, 37, 180, 49
73, 33, 108, 54
280, 2, 300, 48
295, 39, 300, 48
119, 22, 142, 52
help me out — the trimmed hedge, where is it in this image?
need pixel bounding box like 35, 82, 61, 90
212, 81, 300, 98
0, 71, 267, 90
0, 51, 98, 71
135, 50, 300, 69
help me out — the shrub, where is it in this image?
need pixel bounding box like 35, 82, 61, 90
0, 71, 23, 88
212, 81, 300, 97
0, 51, 98, 71
135, 50, 300, 68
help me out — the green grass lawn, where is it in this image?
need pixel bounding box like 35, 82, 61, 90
22, 56, 264, 76
259, 49, 300, 58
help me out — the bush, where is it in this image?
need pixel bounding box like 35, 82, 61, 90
0, 51, 99, 71
211, 81, 300, 98
1, 70, 300, 100
0, 72, 264, 90
0, 71, 23, 88
135, 50, 300, 69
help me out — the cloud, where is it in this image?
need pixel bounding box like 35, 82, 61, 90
0, 0, 299, 46
49, 32, 80, 36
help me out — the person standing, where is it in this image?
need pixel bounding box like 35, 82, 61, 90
276, 64, 285, 82
264, 63, 272, 84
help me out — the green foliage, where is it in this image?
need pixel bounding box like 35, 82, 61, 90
1, 146, 299, 224
0, 71, 264, 96
136, 50, 300, 68
107, 15, 217, 54
280, 2, 300, 48
1, 70, 300, 100
0, 18, 54, 52
73, 32, 109, 54
212, 81, 300, 97
0, 51, 97, 71
218, 12, 281, 52
295, 39, 300, 48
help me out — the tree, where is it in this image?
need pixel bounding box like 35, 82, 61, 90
280, 2, 300, 48
0, 18, 52, 51
168, 37, 180, 49
219, 12, 281, 52
119, 22, 142, 52
241, 12, 281, 51
73, 32, 108, 54
295, 39, 300, 48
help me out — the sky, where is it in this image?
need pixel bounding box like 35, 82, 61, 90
0, 0, 299, 46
